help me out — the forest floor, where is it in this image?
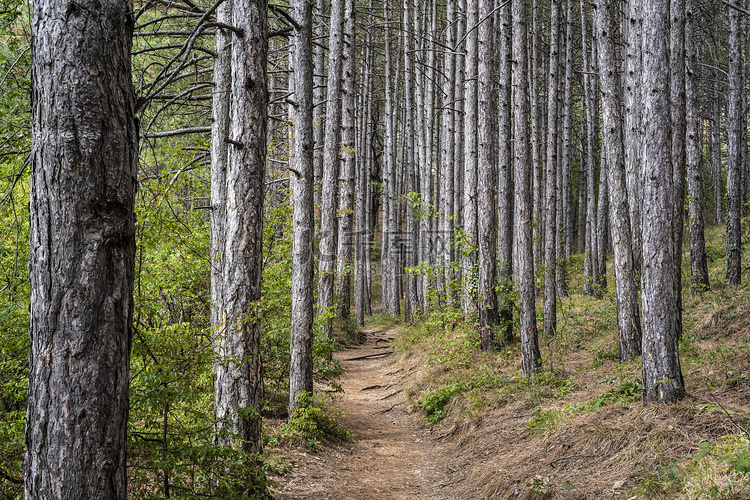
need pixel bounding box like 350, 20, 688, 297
270, 326, 459, 499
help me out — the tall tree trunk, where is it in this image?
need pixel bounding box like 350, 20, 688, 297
711, 57, 722, 225
596, 114, 609, 292
685, 0, 709, 293
641, 0, 686, 404
497, 0, 514, 344
543, 0, 561, 340
531, 0, 543, 276
726, 2, 743, 285
514, 0, 542, 375
214, 0, 268, 456
577, 119, 587, 254
289, 0, 316, 412
560, 0, 574, 271
463, 0, 479, 315
403, 0, 419, 321
596, 0, 642, 361
478, 0, 499, 350
671, 0, 686, 336
624, 0, 643, 270
441, 0, 457, 309
318, 0, 345, 335
383, 0, 401, 316
335, 0, 356, 320
27, 1, 138, 496
581, 0, 601, 297
313, 0, 326, 213
454, 0, 467, 295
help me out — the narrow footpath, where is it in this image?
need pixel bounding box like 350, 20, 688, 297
272, 327, 457, 499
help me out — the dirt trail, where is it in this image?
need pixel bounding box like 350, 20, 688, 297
272, 327, 456, 499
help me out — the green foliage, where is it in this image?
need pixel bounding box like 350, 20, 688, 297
695, 436, 750, 499
589, 378, 642, 409
419, 383, 465, 424
267, 394, 350, 448
0, 157, 29, 499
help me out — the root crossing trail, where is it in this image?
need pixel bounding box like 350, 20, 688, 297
272, 327, 457, 499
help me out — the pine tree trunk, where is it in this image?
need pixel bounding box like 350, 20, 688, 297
403, 0, 419, 321
671, 0, 686, 335
726, 3, 743, 285
685, 0, 709, 293
543, 0, 561, 340
462, 0, 479, 315
313, 0, 326, 211
531, 0, 543, 277
711, 59, 722, 225
383, 0, 401, 316
581, 0, 601, 297
514, 0, 542, 375
454, 0, 467, 295
624, 0, 643, 270
335, 0, 356, 320
214, 0, 268, 455
289, 0, 316, 412
478, 0, 499, 350
641, 0, 686, 404
497, 0, 514, 344
318, 0, 345, 335
441, 0, 457, 309
596, 0, 642, 361
27, 2, 138, 496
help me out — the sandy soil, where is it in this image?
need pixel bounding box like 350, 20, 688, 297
271, 327, 458, 500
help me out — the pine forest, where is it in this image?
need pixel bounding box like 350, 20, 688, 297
1, 0, 750, 497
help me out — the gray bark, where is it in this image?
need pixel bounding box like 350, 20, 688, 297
214, 0, 268, 454
289, 0, 316, 413
383, 0, 401, 316
318, 0, 345, 335
685, 0, 709, 293
497, 0, 514, 344
514, 0, 542, 375
711, 53, 722, 225
26, 1, 138, 497
581, 0, 601, 297
671, 0, 686, 336
454, 0, 467, 294
531, 0, 542, 276
478, 0, 499, 350
441, 0, 457, 308
623, 0, 643, 270
726, 2, 743, 285
335, 0, 356, 320
596, 0, 642, 361
543, 0, 561, 340
313, 0, 326, 212
462, 0, 479, 315
641, 0, 686, 404
403, 0, 419, 321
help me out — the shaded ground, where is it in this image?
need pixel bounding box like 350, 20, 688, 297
271, 327, 457, 499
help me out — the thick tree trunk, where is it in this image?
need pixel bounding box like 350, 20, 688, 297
514, 0, 542, 375
403, 0, 419, 321
726, 3, 743, 285
441, 0, 456, 309
478, 0, 499, 350
214, 0, 268, 454
453, 0, 467, 294
313, 0, 326, 212
624, 0, 643, 270
318, 0, 345, 335
383, 0, 401, 316
544, 0, 561, 340
577, 122, 587, 254
289, 0, 316, 412
671, 0, 686, 336
335, 0, 356, 320
497, 0, 514, 344
531, 0, 543, 276
641, 0, 686, 404
26, 2, 138, 497
581, 0, 601, 298
685, 0, 710, 293
560, 0, 574, 266
596, 0, 642, 361
462, 0, 479, 315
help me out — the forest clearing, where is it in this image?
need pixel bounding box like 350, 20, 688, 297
1, 0, 750, 498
